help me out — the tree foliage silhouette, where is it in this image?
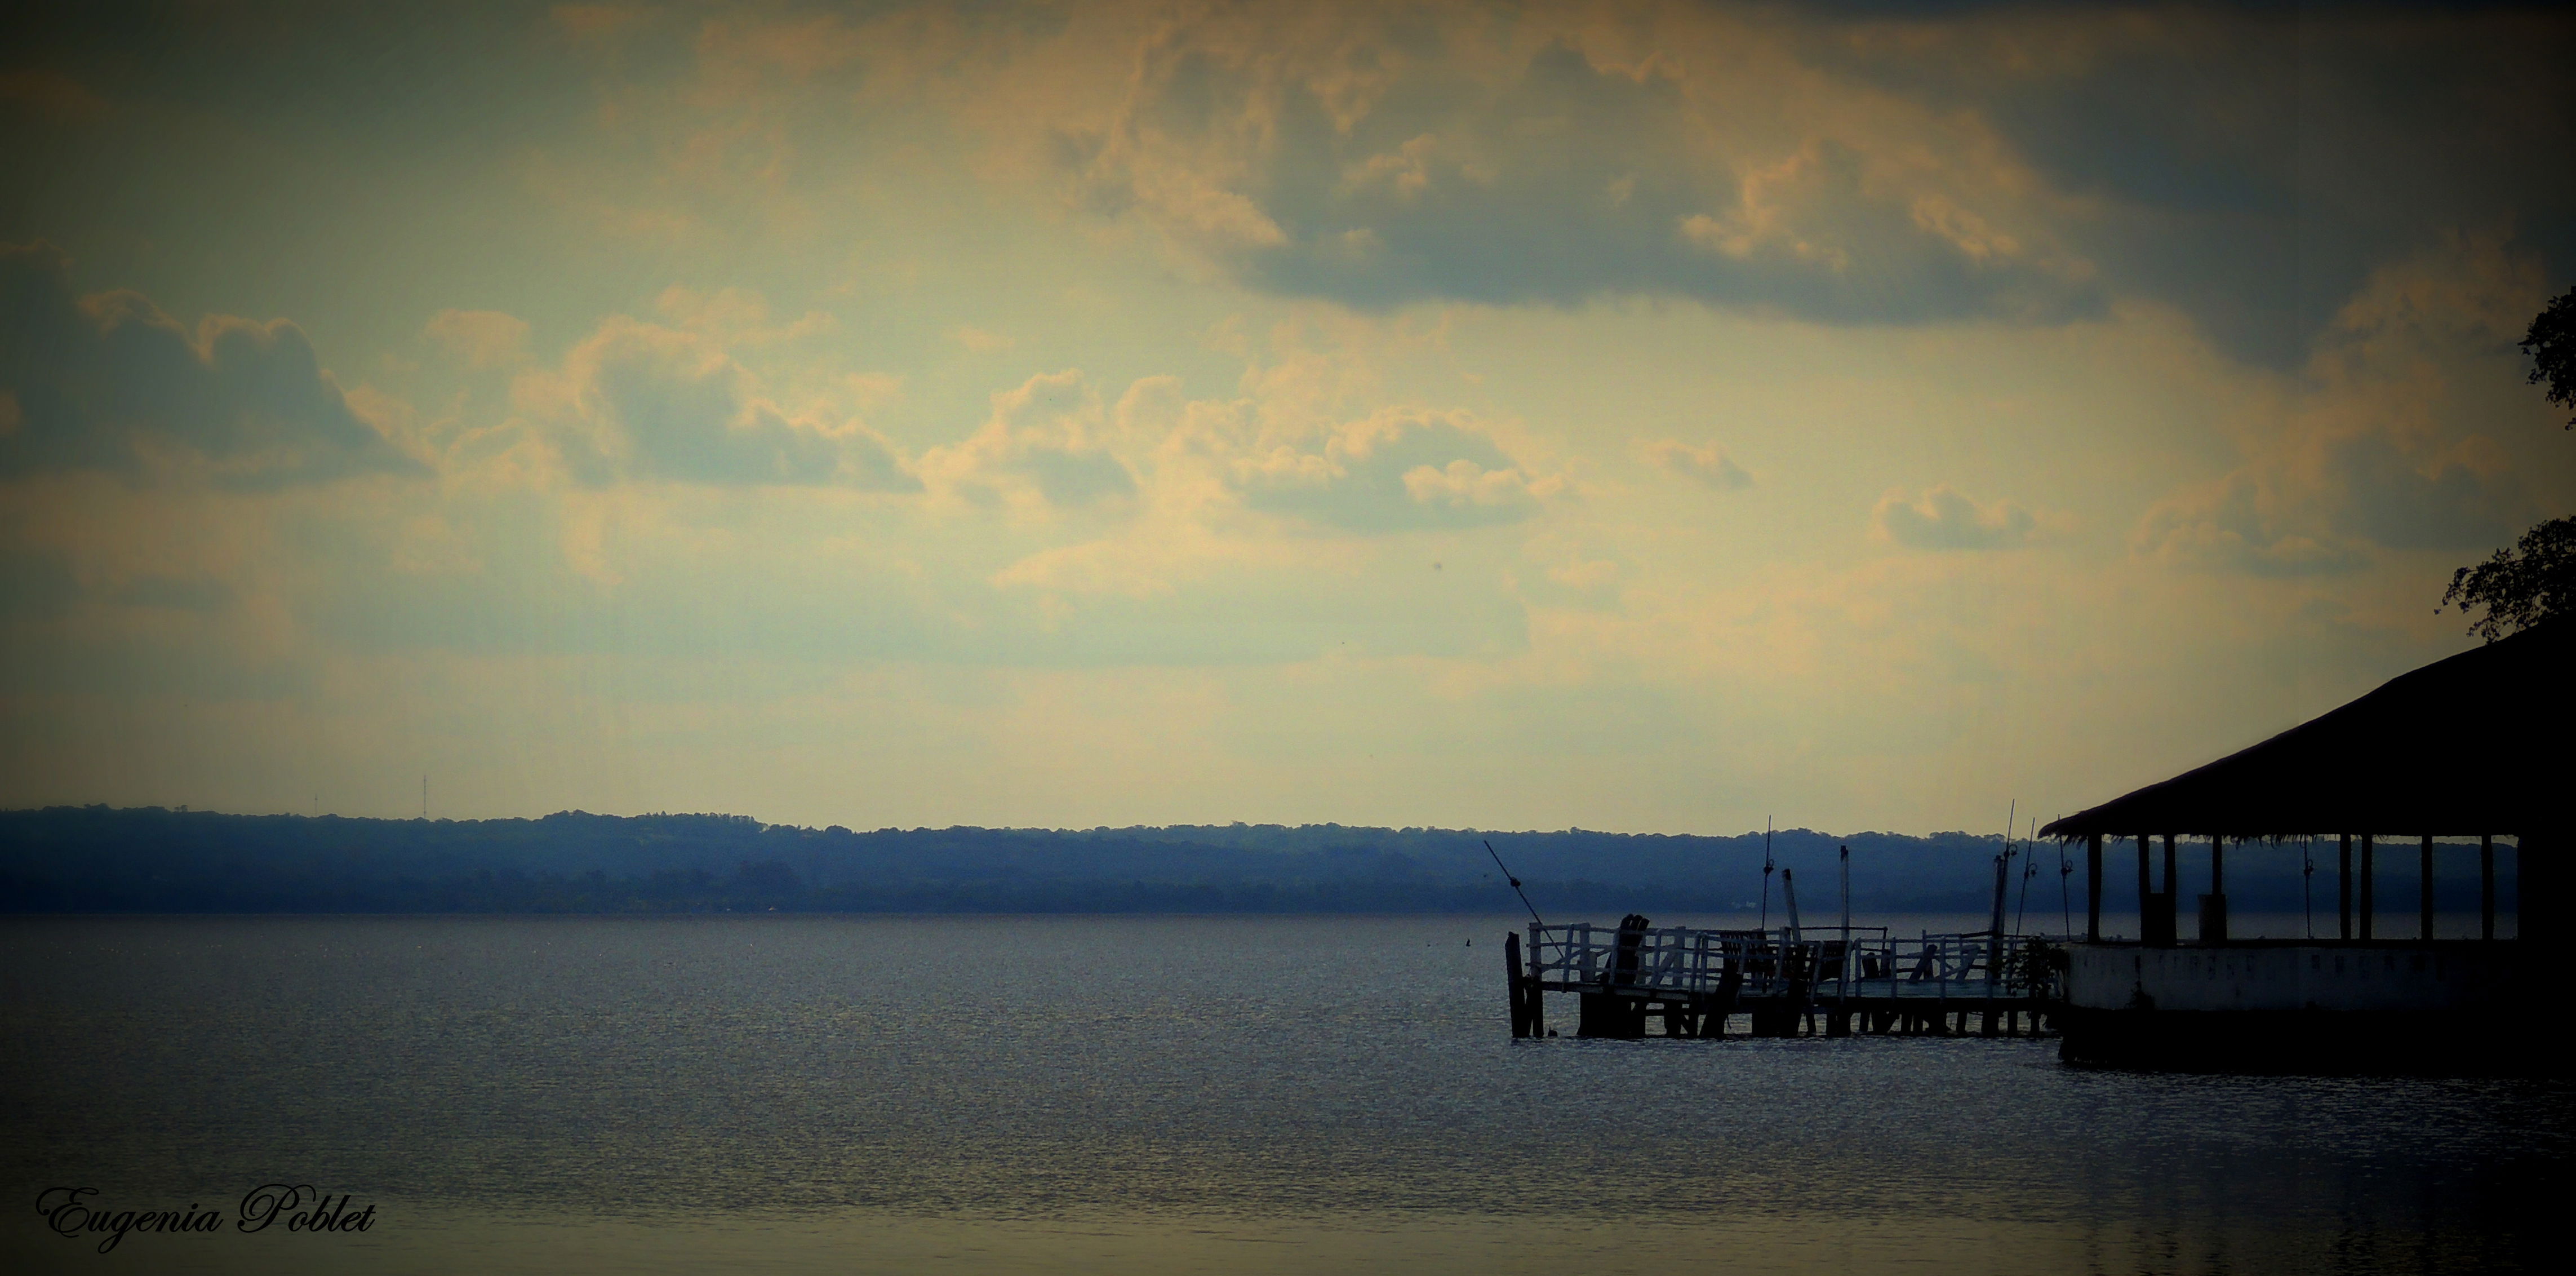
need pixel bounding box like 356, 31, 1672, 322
2525, 285, 2576, 429
2442, 519, 2575, 642
2441, 285, 2576, 640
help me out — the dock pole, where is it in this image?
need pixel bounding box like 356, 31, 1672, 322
2361, 835, 2375, 941
2136, 835, 2151, 943
2086, 834, 2102, 942
2482, 835, 2495, 941
1834, 844, 1853, 1036
1504, 932, 1530, 1038
1514, 928, 1535, 1041
2339, 834, 2352, 940
2201, 835, 2226, 943
2420, 835, 2435, 942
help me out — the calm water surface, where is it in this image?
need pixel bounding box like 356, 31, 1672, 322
1, 915, 2561, 1273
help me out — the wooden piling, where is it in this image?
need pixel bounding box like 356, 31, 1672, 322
2201, 834, 2227, 943
2361, 835, 2375, 941
1526, 936, 1547, 1038
2482, 835, 2495, 942
2086, 832, 2103, 942
2339, 834, 2352, 941
2420, 834, 2435, 942
2136, 834, 2152, 943
1504, 932, 1530, 1038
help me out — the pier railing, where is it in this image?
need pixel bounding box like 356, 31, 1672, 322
1526, 923, 2069, 1004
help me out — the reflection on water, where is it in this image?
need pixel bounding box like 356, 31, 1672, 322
2, 915, 2560, 1273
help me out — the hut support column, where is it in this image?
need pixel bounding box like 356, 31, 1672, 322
2481, 835, 2495, 942
2420, 835, 2435, 942
2086, 834, 2102, 942
2360, 835, 2375, 941
2161, 835, 2178, 945
2135, 835, 2153, 945
2525, 834, 2555, 949
2338, 834, 2352, 941
2200, 835, 2227, 943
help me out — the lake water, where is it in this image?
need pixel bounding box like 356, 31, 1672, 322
2, 914, 2560, 1274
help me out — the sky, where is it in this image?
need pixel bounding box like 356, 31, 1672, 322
2, 0, 2571, 834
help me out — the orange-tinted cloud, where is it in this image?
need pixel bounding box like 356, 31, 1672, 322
0, 243, 421, 486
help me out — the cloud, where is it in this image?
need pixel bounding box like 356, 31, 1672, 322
2132, 236, 2538, 574
650, 286, 833, 345
425, 309, 532, 370
1642, 438, 1751, 490
0, 242, 423, 486
922, 370, 1135, 510
1045, 15, 2098, 325
933, 1, 2576, 369
1814, 8, 2576, 367
552, 5, 647, 43
1874, 485, 2042, 551
0, 69, 110, 124
1234, 409, 1555, 533
539, 314, 916, 490
2135, 433, 2511, 578
951, 326, 1013, 353
2131, 471, 2369, 578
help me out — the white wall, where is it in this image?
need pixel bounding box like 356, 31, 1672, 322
2067, 943, 2517, 1012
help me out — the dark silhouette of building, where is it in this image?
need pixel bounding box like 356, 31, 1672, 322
2038, 620, 2565, 1072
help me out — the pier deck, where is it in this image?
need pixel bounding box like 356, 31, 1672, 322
1507, 918, 2066, 1039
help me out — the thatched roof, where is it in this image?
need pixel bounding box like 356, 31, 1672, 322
2038, 621, 2571, 839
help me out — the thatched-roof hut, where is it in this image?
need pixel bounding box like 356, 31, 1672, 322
2041, 623, 2562, 1073
2040, 621, 2567, 946
2040, 621, 2569, 840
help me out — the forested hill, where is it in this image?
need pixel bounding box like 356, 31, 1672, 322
0, 807, 2495, 916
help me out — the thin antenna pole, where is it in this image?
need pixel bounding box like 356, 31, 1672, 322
1838, 843, 1852, 1005
1994, 800, 2014, 940
422, 774, 428, 821
2015, 816, 2036, 939
1482, 840, 1544, 928
1758, 818, 1774, 933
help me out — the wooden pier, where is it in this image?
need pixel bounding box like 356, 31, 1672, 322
1504, 915, 2066, 1040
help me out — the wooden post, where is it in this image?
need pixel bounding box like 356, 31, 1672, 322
2201, 834, 2227, 943
1504, 932, 1530, 1038
1526, 929, 1547, 1038
2161, 834, 2179, 946
2420, 834, 2435, 943
2086, 833, 2103, 942
2523, 834, 2553, 949
2481, 835, 2495, 942
2360, 835, 2375, 941
2339, 834, 2352, 941
2136, 834, 2151, 943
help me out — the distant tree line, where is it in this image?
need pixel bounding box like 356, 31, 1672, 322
0, 805, 2508, 917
